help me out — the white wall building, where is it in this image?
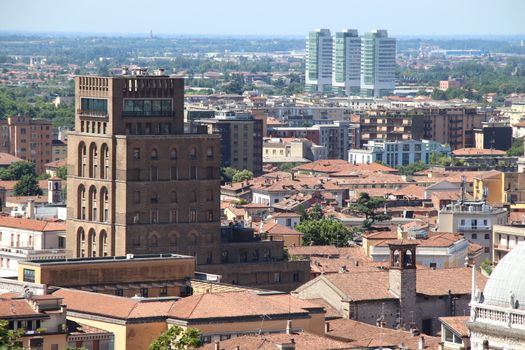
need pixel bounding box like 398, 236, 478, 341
348, 139, 451, 167
0, 217, 66, 277
305, 29, 333, 93
360, 30, 397, 97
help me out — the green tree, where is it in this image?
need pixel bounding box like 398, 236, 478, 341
220, 167, 239, 183
308, 204, 324, 221
346, 192, 391, 229
0, 319, 24, 349
396, 161, 428, 175
13, 174, 43, 196
297, 217, 354, 247
0, 161, 36, 180
232, 169, 253, 183
57, 166, 68, 180
148, 326, 202, 350
507, 138, 524, 156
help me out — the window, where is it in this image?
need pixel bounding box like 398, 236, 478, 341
23, 269, 35, 283
151, 166, 158, 180
170, 191, 178, 203
207, 211, 214, 222
206, 147, 214, 159
484, 247, 490, 253
171, 166, 178, 180
221, 251, 229, 263
220, 335, 231, 341
191, 191, 197, 202
460, 219, 465, 226
171, 210, 178, 223
81, 98, 108, 113
190, 166, 197, 179
472, 233, 478, 240
151, 148, 158, 160
133, 148, 140, 160
115, 288, 124, 296
190, 209, 197, 223
206, 166, 214, 179
133, 191, 141, 204
206, 189, 214, 201
140, 288, 149, 297
293, 272, 300, 282
58, 237, 65, 249
150, 192, 158, 204
123, 99, 172, 116
189, 147, 197, 160
485, 233, 490, 240
429, 262, 437, 268
273, 272, 281, 283
170, 148, 178, 160
151, 211, 158, 224
159, 286, 168, 297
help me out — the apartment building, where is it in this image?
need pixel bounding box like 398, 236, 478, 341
263, 137, 327, 163
348, 139, 450, 166
195, 110, 263, 176
359, 107, 488, 150
491, 224, 525, 264
268, 121, 350, 160
0, 116, 53, 174
360, 30, 396, 97
332, 29, 361, 96
438, 201, 508, 261
305, 29, 333, 93
0, 216, 66, 278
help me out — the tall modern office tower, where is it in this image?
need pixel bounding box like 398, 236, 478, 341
66, 72, 222, 262
305, 29, 333, 93
332, 29, 361, 96
360, 29, 397, 97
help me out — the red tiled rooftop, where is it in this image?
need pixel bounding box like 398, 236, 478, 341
452, 148, 506, 156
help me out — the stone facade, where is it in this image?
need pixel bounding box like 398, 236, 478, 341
66, 75, 222, 262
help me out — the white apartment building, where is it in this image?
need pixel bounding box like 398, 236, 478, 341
332, 29, 361, 96
0, 217, 66, 277
348, 139, 451, 166
360, 30, 397, 97
305, 29, 333, 93
438, 201, 508, 261
492, 224, 525, 264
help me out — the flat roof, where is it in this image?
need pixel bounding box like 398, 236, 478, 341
22, 253, 194, 266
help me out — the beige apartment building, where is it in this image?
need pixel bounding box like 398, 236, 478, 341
492, 224, 525, 264
0, 116, 53, 174
67, 74, 222, 262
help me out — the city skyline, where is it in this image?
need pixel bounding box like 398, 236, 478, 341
1, 0, 524, 37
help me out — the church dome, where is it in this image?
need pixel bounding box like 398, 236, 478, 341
483, 242, 525, 310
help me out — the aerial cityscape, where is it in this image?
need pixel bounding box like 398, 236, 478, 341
0, 0, 524, 349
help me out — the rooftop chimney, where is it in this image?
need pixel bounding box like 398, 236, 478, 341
214, 341, 220, 350
324, 321, 330, 333
286, 320, 292, 335
418, 336, 425, 350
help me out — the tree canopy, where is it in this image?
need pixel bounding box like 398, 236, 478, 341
0, 319, 24, 349
0, 161, 36, 180
13, 174, 43, 196
148, 326, 202, 350
346, 192, 391, 229
232, 169, 253, 183
297, 217, 354, 247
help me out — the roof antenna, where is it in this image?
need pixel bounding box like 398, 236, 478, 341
460, 175, 466, 205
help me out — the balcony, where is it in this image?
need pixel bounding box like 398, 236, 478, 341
77, 109, 108, 118
458, 226, 491, 232
493, 244, 511, 251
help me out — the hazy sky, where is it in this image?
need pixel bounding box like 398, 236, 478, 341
1, 0, 524, 37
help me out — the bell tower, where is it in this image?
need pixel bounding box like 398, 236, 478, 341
388, 240, 418, 330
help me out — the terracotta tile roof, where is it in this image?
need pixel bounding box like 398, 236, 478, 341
201, 331, 351, 350
67, 320, 113, 335
349, 188, 393, 200
509, 211, 525, 223
294, 159, 397, 174
0, 298, 40, 318
168, 291, 321, 320
337, 173, 407, 185
252, 174, 343, 193
393, 184, 426, 199
311, 267, 486, 301
0, 216, 65, 232
51, 288, 176, 320
326, 319, 440, 349
310, 257, 384, 275
260, 220, 303, 236
453, 148, 507, 156
374, 232, 465, 248
45, 159, 67, 168
469, 242, 484, 254
6, 195, 48, 204
225, 206, 246, 217
439, 316, 469, 337
0, 153, 23, 166
308, 298, 342, 319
